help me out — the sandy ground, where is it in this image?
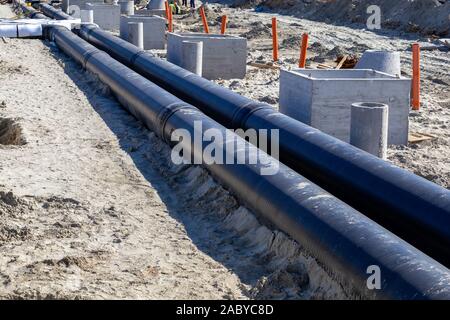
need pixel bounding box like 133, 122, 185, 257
1, 0, 448, 300
0, 4, 347, 299
172, 2, 450, 188
230, 0, 450, 36
0, 2, 14, 18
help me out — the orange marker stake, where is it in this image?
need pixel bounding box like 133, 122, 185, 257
299, 33, 309, 68
200, 6, 209, 34
272, 17, 278, 62
220, 15, 227, 35
165, 1, 169, 19
169, 6, 173, 32
411, 43, 420, 110
164, 1, 170, 29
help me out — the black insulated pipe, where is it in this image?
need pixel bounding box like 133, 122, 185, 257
13, 0, 48, 20
39, 3, 75, 20
45, 25, 450, 299
77, 24, 450, 267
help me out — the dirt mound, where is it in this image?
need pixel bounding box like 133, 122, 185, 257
231, 0, 265, 9
233, 0, 450, 36
240, 21, 272, 39
0, 118, 25, 146
281, 35, 301, 49
0, 60, 29, 79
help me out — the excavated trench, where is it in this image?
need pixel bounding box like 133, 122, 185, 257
0, 118, 25, 146
0, 1, 450, 298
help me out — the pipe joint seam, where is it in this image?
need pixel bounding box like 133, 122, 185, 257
231, 101, 273, 129
82, 49, 104, 69
130, 50, 147, 65
157, 102, 197, 143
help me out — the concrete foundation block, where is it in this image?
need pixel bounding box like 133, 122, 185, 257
118, 0, 134, 15
167, 33, 247, 80
86, 3, 120, 31
80, 9, 94, 23
350, 102, 388, 159
128, 22, 144, 49
356, 50, 401, 76
119, 15, 166, 49
181, 40, 203, 76
279, 69, 411, 145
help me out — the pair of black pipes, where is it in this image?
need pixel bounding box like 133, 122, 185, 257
13, 0, 48, 19
35, 3, 445, 298
44, 24, 450, 299
39, 3, 74, 20
75, 24, 450, 267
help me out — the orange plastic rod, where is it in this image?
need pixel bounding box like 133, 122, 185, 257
299, 33, 309, 68
220, 15, 227, 34
164, 1, 169, 26
169, 4, 174, 32
411, 43, 420, 110
272, 17, 278, 61
200, 6, 209, 34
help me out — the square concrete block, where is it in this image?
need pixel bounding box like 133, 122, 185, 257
119, 15, 166, 49
279, 69, 411, 145
86, 3, 120, 31
167, 33, 247, 80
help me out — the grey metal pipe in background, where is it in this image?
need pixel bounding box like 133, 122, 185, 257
44, 25, 450, 299
76, 24, 450, 267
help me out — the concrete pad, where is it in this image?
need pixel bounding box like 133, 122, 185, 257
279, 69, 411, 145
167, 33, 247, 80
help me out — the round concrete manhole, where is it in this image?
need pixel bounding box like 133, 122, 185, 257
0, 118, 26, 146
